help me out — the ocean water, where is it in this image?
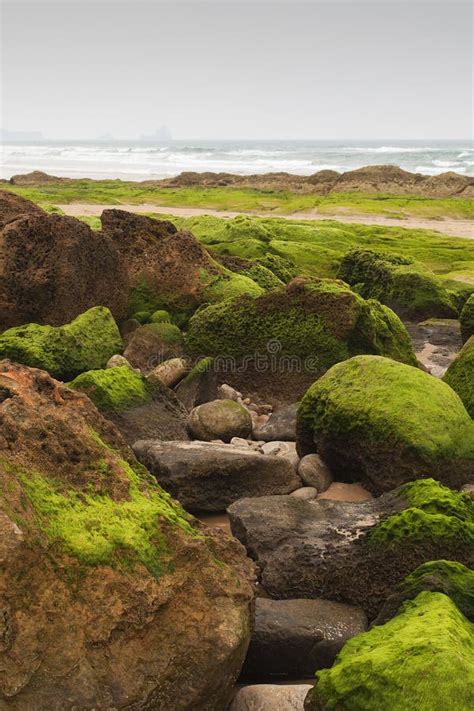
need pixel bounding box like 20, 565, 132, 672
1, 139, 473, 181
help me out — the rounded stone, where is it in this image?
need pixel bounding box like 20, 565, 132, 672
298, 454, 333, 492
189, 399, 253, 443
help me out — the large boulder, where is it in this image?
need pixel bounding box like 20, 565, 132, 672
338, 248, 458, 320
0, 207, 128, 331
443, 336, 474, 418
0, 360, 254, 709
228, 479, 474, 618
186, 278, 417, 401
189, 399, 253, 442
123, 322, 185, 374
242, 598, 367, 678
70, 365, 189, 444
297, 355, 474, 493
133, 440, 301, 512
101, 209, 263, 324
304, 592, 474, 711
460, 294, 474, 343
0, 306, 122, 380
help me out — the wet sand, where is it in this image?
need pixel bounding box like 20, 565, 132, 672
56, 202, 474, 239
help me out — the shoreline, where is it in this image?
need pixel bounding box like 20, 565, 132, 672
57, 201, 474, 239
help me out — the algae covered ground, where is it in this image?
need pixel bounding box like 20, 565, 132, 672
5, 179, 473, 289
3, 180, 473, 219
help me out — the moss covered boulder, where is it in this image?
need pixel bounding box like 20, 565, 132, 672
376, 560, 474, 624
101, 209, 262, 324
0, 360, 254, 708
297, 355, 474, 493
186, 278, 417, 401
215, 254, 285, 290
304, 591, 474, 711
443, 336, 474, 418
70, 365, 189, 443
0, 306, 122, 380
460, 294, 474, 343
338, 248, 458, 320
228, 478, 474, 619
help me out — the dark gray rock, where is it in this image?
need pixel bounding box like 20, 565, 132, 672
242, 597, 367, 678
228, 492, 473, 619
253, 404, 298, 441
174, 357, 218, 410
133, 440, 301, 512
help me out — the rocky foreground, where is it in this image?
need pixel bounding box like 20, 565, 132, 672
0, 188, 473, 710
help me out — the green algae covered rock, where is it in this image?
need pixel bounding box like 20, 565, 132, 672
149, 309, 172, 324
297, 355, 474, 493
216, 255, 285, 291
256, 253, 299, 283
186, 279, 417, 372
369, 479, 474, 546
0, 306, 122, 380
444, 336, 474, 418
376, 560, 474, 623
70, 365, 153, 414
460, 294, 474, 343
338, 248, 458, 320
305, 591, 474, 711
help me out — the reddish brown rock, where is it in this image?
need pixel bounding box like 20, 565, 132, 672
0, 360, 254, 709
0, 188, 45, 229
0, 207, 128, 331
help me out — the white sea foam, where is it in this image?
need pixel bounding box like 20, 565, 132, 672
1, 140, 472, 180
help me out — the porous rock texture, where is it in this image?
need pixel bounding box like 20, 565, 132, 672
228, 479, 474, 619
0, 195, 128, 330
0, 359, 254, 710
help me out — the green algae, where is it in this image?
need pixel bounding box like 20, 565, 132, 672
338, 248, 458, 319
69, 366, 154, 414
307, 591, 474, 711
369, 480, 474, 546
443, 337, 474, 418
15, 451, 196, 577
149, 309, 171, 324
0, 307, 122, 380
391, 561, 474, 621
186, 280, 416, 371
297, 356, 474, 468
460, 294, 474, 343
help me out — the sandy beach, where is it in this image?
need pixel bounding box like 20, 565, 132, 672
57, 201, 474, 239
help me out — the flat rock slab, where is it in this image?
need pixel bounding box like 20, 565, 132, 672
242, 598, 367, 678
230, 684, 312, 711
133, 440, 301, 512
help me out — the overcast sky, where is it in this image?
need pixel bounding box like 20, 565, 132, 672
1, 0, 472, 140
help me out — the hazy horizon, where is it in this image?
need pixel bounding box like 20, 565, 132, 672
1, 0, 472, 142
